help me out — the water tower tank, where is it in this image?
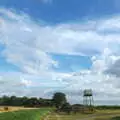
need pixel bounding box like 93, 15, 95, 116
83, 89, 92, 96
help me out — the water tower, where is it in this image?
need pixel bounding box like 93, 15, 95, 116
83, 89, 94, 111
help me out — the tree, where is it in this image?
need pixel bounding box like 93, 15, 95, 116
21, 96, 28, 106
2, 96, 10, 105
27, 97, 39, 107
60, 102, 72, 114
52, 92, 67, 109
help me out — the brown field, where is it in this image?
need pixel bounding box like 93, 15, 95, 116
0, 106, 37, 113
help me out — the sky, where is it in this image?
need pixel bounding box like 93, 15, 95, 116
1, 0, 120, 105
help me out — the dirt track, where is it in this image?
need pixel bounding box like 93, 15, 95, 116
44, 112, 120, 120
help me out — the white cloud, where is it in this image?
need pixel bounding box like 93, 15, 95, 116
0, 72, 31, 96
0, 71, 70, 97
1, 8, 120, 104
59, 49, 120, 104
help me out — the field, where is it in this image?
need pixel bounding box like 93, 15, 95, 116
0, 108, 51, 120
0, 106, 38, 113
44, 109, 120, 120
0, 107, 120, 120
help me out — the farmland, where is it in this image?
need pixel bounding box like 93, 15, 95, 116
0, 108, 51, 120
0, 107, 120, 120
44, 109, 120, 120
0, 96, 120, 120
0, 106, 38, 113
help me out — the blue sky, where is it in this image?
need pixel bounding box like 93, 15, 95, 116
0, 0, 120, 23
52, 54, 92, 72
1, 0, 120, 105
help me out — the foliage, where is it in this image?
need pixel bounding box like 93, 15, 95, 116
52, 92, 67, 109
0, 108, 50, 120
60, 102, 72, 114
0, 96, 53, 107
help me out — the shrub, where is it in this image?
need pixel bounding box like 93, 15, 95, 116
60, 103, 72, 114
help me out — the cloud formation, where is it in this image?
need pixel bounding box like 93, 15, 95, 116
1, 8, 120, 104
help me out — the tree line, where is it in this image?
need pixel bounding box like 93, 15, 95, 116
0, 95, 53, 107
95, 105, 120, 110
0, 92, 67, 108
0, 92, 120, 113
0, 92, 83, 114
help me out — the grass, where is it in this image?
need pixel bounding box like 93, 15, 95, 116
45, 109, 120, 120
95, 116, 120, 120
111, 116, 120, 120
1, 108, 120, 120
45, 112, 96, 120
0, 108, 51, 120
